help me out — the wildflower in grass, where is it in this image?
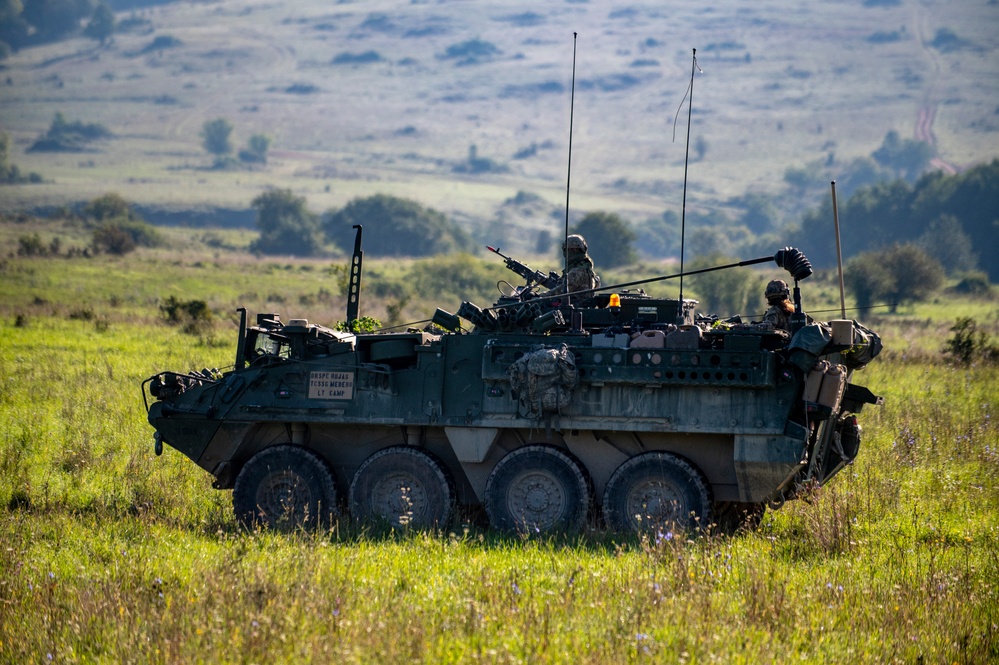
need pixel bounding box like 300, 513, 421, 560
512, 581, 522, 595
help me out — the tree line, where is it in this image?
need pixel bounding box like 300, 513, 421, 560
789, 159, 999, 282
1, 0, 115, 58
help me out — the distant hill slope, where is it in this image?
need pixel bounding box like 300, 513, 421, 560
1, 0, 997, 255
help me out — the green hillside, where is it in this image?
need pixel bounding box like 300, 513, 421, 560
1, 0, 998, 255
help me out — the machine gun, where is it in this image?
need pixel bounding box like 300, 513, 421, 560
487, 246, 561, 290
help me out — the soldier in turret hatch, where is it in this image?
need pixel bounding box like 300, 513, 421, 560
541, 234, 599, 297
762, 279, 795, 331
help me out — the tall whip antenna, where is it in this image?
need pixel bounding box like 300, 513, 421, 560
563, 32, 578, 306
676, 48, 699, 323
830, 180, 847, 319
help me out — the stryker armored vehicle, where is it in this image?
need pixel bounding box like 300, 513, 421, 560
142, 228, 883, 534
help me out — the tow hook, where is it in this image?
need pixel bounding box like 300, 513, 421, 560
153, 431, 163, 456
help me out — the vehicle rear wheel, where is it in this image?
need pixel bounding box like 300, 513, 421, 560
233, 445, 338, 531
349, 446, 454, 529
603, 452, 712, 535
484, 445, 590, 534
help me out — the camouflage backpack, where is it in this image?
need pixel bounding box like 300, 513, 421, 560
508, 344, 578, 417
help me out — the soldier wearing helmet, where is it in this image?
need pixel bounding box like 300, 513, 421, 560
541, 234, 598, 297
762, 279, 794, 331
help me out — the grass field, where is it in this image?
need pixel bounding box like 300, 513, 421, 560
1, 237, 997, 662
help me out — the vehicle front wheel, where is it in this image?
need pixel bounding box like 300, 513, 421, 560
233, 445, 339, 531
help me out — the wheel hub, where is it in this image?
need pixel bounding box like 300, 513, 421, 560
257, 470, 311, 523
628, 479, 684, 526
371, 472, 428, 526
508, 470, 565, 529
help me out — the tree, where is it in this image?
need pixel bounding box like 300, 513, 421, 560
846, 243, 944, 311
735, 192, 779, 234
872, 130, 935, 182
571, 212, 636, 269
83, 2, 113, 46
200, 117, 233, 162
250, 189, 323, 257
0, 0, 25, 58
324, 194, 473, 257
238, 133, 271, 164
686, 253, 758, 316
0, 131, 14, 179
917, 214, 977, 275
21, 0, 87, 39
844, 257, 893, 310
1, 132, 42, 183
83, 191, 133, 221
635, 211, 679, 259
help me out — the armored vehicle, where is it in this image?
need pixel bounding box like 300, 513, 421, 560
142, 229, 882, 534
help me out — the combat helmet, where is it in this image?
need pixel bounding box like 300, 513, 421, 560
765, 279, 790, 302
563, 234, 588, 253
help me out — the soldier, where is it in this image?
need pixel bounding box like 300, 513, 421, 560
762, 279, 795, 331
541, 234, 598, 297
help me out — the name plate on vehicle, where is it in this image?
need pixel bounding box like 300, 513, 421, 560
309, 371, 355, 400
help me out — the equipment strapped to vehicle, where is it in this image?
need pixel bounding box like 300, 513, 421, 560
507, 344, 578, 417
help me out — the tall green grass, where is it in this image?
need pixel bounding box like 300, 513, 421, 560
1, 250, 997, 663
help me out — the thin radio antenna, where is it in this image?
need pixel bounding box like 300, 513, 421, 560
563, 31, 578, 306
676, 48, 700, 324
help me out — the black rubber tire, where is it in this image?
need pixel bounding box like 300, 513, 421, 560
348, 446, 455, 530
484, 445, 591, 534
712, 501, 766, 534
602, 452, 712, 534
233, 445, 338, 531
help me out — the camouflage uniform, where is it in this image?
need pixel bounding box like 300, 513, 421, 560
762, 279, 794, 331
542, 235, 598, 297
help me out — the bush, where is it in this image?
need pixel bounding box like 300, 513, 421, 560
333, 316, 381, 333
406, 254, 507, 306
324, 194, 473, 257
28, 112, 111, 152
331, 51, 383, 65
440, 39, 501, 65
90, 219, 162, 255
238, 134, 271, 164
84, 192, 133, 222
17, 234, 47, 257
942, 317, 998, 365
952, 271, 992, 296
250, 189, 323, 257
139, 35, 182, 54
160, 296, 214, 335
